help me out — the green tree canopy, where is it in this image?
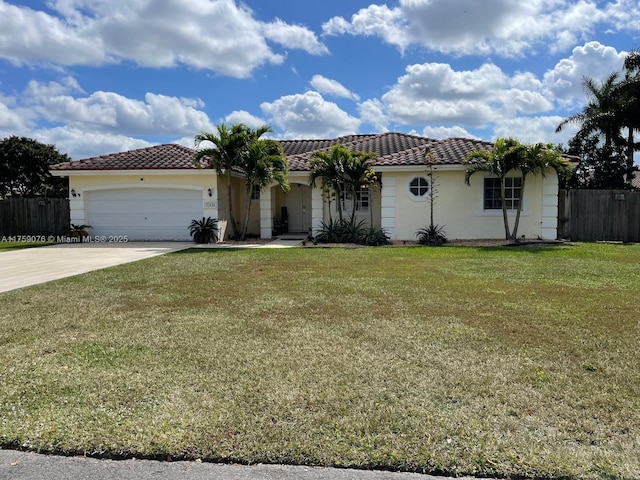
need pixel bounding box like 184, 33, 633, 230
0, 136, 70, 199
557, 51, 640, 188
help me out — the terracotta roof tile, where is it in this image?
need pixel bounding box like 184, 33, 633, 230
51, 133, 495, 173
50, 144, 209, 171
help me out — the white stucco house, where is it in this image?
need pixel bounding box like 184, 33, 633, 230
50, 132, 563, 241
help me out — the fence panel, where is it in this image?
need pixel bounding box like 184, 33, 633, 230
559, 190, 640, 242
0, 198, 70, 237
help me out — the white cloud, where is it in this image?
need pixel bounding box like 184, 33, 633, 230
310, 75, 360, 101
261, 91, 360, 139
34, 126, 154, 160
422, 126, 478, 140
323, 4, 409, 51
381, 63, 508, 126
22, 79, 214, 136
224, 110, 268, 129
263, 19, 329, 55
323, 0, 620, 57
493, 116, 576, 146
543, 41, 627, 108
0, 0, 327, 78
358, 99, 388, 132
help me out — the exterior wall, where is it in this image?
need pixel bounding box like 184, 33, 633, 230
387, 168, 556, 240
66, 171, 219, 237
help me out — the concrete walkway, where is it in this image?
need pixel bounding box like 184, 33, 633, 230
0, 238, 304, 294
0, 450, 469, 480
0, 242, 192, 293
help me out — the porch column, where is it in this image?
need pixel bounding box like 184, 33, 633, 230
260, 187, 273, 239
380, 176, 396, 240
311, 187, 323, 235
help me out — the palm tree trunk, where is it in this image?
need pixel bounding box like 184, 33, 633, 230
500, 179, 511, 240
240, 186, 253, 241
627, 124, 635, 187
512, 176, 526, 241
226, 171, 239, 240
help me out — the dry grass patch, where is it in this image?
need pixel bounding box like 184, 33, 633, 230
0, 243, 639, 479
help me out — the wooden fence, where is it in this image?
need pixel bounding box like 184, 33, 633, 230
0, 198, 70, 237
558, 189, 640, 242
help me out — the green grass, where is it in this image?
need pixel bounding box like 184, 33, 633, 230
1, 243, 639, 479
0, 241, 53, 252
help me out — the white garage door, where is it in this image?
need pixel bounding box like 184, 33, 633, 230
86, 189, 202, 241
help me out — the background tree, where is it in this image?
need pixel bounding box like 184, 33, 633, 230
194, 123, 250, 240
465, 138, 570, 241
557, 51, 640, 188
239, 125, 289, 240
0, 136, 70, 199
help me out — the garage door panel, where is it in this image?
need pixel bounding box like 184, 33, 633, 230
86, 188, 202, 241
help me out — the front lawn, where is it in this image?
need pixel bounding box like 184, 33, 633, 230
0, 241, 53, 252
0, 243, 638, 479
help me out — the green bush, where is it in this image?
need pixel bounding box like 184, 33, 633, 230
416, 224, 447, 246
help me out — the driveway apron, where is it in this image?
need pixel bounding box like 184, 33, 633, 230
0, 242, 192, 293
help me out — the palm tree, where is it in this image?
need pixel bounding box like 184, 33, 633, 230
556, 73, 624, 153
341, 151, 377, 223
309, 144, 349, 221
465, 139, 571, 241
511, 143, 572, 238
465, 138, 525, 240
239, 125, 290, 240
194, 123, 250, 240
619, 49, 640, 185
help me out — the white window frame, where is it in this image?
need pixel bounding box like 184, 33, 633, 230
405, 176, 431, 202
341, 185, 370, 213
479, 176, 526, 216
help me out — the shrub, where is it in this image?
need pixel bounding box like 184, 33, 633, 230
315, 218, 384, 245
416, 224, 447, 246
361, 226, 390, 246
189, 217, 219, 244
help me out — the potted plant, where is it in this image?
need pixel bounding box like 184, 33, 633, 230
189, 217, 219, 244
64, 224, 92, 243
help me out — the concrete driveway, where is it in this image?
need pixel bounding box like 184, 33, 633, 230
0, 242, 192, 294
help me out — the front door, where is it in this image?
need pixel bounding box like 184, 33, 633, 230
285, 184, 310, 233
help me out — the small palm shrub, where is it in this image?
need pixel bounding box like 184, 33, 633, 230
314, 218, 344, 243
189, 217, 219, 244
339, 219, 368, 243
416, 224, 447, 246
362, 226, 390, 246
315, 218, 381, 245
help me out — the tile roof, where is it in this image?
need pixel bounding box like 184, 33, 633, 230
50, 133, 495, 172
50, 144, 210, 171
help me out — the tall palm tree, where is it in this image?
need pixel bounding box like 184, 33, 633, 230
309, 144, 349, 221
194, 123, 250, 240
239, 126, 290, 240
619, 49, 640, 185
341, 151, 377, 223
556, 73, 624, 153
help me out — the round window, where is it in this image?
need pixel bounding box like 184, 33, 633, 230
409, 177, 429, 197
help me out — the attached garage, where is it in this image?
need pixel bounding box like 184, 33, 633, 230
86, 188, 202, 241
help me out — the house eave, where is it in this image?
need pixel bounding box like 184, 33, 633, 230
50, 169, 217, 177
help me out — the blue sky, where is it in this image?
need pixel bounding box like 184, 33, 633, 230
0, 0, 639, 160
